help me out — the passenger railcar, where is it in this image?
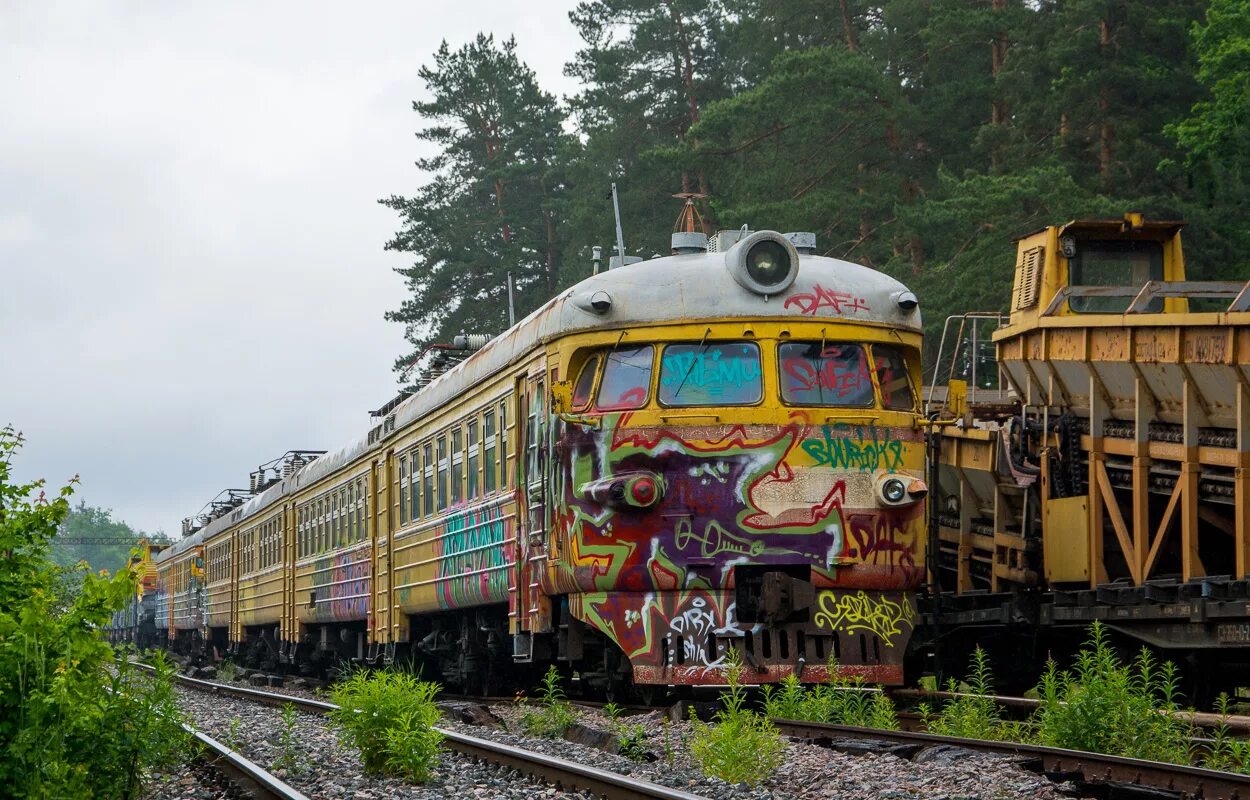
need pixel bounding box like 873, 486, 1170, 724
147, 225, 927, 692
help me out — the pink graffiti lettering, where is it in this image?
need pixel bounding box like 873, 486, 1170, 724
784, 284, 870, 316
783, 357, 872, 398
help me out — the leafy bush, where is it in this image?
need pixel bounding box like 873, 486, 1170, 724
1033, 621, 1192, 763
0, 428, 190, 798
921, 647, 1012, 741
761, 659, 899, 730
329, 668, 444, 781
519, 666, 579, 738
689, 650, 785, 786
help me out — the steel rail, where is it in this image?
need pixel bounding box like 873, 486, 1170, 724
140, 664, 703, 800
773, 717, 1250, 800
190, 727, 311, 800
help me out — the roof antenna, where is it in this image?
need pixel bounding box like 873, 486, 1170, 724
506, 271, 516, 327
671, 192, 709, 254
611, 182, 627, 268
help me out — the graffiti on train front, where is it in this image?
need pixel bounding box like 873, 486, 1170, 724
812, 590, 915, 647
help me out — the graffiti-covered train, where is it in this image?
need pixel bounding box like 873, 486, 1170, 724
120, 222, 928, 695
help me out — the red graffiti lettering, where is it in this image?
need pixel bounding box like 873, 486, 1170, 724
784, 284, 870, 316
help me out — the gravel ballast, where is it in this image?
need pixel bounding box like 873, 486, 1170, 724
152, 686, 595, 800
149, 667, 1087, 800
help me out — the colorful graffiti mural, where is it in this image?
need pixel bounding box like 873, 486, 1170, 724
554, 405, 924, 684
436, 500, 512, 608
309, 545, 371, 624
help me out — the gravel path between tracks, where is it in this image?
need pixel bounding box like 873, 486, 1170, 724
172, 671, 1088, 799
155, 685, 597, 800
142, 758, 249, 800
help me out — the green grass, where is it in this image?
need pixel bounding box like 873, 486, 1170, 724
518, 666, 579, 739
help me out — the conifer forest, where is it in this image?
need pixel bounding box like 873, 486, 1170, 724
381, 0, 1250, 375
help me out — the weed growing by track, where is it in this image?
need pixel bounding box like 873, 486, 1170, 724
919, 647, 1016, 741
272, 702, 306, 775
1034, 621, 1191, 763
603, 702, 649, 761
329, 669, 443, 782
690, 650, 785, 786
519, 666, 578, 738
1206, 694, 1250, 774
762, 657, 900, 729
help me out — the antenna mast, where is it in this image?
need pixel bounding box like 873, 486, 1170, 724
611, 182, 627, 267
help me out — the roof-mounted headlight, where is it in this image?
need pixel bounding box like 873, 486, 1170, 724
726, 230, 800, 296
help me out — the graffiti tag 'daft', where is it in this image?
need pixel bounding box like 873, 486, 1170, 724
784, 284, 870, 316
801, 423, 906, 472
813, 590, 915, 647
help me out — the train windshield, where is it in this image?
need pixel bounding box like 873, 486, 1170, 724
572, 355, 599, 410
1070, 240, 1163, 313
659, 342, 762, 406
597, 345, 653, 410
779, 342, 874, 406
873, 345, 916, 410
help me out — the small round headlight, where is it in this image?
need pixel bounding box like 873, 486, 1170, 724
882, 477, 907, 503
745, 240, 790, 287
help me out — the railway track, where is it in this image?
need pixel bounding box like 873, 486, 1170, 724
141, 665, 704, 800
773, 717, 1250, 800
189, 725, 310, 800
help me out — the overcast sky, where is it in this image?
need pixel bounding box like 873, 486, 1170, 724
1, 2, 583, 535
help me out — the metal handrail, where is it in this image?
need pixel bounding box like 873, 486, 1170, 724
1041, 279, 1250, 316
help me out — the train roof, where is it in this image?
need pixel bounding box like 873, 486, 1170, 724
157, 237, 920, 562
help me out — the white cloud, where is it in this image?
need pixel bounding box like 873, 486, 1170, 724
0, 0, 583, 533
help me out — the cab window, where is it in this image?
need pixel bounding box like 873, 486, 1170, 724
1070, 240, 1163, 313
779, 342, 873, 406
597, 346, 653, 411
872, 345, 916, 411
659, 342, 762, 407
572, 355, 599, 411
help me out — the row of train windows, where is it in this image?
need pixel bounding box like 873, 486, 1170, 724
297, 476, 368, 559
396, 399, 509, 529
240, 515, 282, 574
570, 341, 916, 412
207, 541, 231, 583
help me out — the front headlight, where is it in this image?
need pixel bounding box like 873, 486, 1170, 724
726, 230, 800, 296
882, 477, 907, 503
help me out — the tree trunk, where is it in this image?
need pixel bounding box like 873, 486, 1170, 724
839, 0, 859, 52
1098, 17, 1114, 186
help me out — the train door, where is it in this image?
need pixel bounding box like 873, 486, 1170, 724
514, 367, 553, 658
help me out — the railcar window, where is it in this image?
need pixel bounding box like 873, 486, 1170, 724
437, 435, 448, 511
398, 456, 408, 526
500, 401, 509, 488
572, 356, 599, 410
467, 420, 480, 499
349, 483, 357, 543
408, 450, 418, 522
483, 412, 497, 494
659, 342, 762, 407
597, 345, 654, 411
422, 442, 434, 516
1069, 240, 1164, 313
872, 346, 916, 411
779, 342, 874, 407
339, 488, 348, 546
452, 427, 464, 506
360, 478, 368, 540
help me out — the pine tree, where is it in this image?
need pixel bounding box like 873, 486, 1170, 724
381, 34, 572, 379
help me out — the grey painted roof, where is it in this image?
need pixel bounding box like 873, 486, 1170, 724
157, 241, 919, 562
